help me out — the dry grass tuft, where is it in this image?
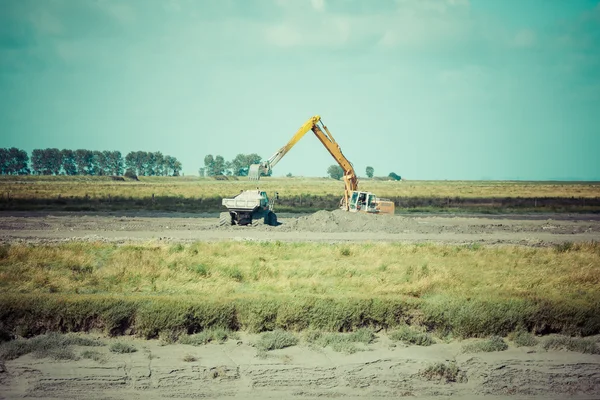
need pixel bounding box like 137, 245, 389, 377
461, 336, 508, 353
541, 335, 599, 354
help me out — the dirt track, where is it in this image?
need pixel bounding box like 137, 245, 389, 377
1, 333, 599, 400
1, 210, 599, 246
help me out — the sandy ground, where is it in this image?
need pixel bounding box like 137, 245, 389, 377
1, 210, 600, 399
0, 210, 599, 246
1, 333, 600, 400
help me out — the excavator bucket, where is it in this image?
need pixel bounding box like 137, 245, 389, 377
248, 164, 261, 180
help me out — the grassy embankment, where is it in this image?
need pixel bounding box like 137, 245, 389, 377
0, 175, 599, 213
1, 241, 598, 339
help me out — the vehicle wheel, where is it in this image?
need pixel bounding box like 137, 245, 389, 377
219, 212, 233, 226
266, 211, 278, 226
251, 216, 265, 226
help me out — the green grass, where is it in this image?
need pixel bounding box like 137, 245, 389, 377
109, 342, 137, 354
81, 349, 107, 363
254, 330, 299, 351
0, 332, 103, 360
389, 326, 435, 346
1, 176, 599, 213
541, 335, 600, 354
420, 361, 466, 383
304, 328, 376, 353
461, 336, 509, 353
508, 330, 539, 347
0, 241, 599, 339
179, 328, 238, 346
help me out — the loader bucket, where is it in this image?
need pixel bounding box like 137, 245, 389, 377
248, 164, 261, 180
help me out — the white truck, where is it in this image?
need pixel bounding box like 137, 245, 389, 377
220, 189, 278, 226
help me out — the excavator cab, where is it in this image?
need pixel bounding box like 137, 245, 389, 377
348, 191, 377, 213
348, 190, 395, 215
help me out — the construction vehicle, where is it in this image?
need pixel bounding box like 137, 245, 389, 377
220, 189, 278, 226
247, 115, 395, 215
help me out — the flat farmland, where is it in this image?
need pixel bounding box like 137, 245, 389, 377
1, 176, 600, 213
1, 176, 600, 399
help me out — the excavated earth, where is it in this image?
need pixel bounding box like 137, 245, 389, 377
1, 210, 600, 399
0, 209, 599, 246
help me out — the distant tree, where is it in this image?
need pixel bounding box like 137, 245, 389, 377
0, 149, 7, 174
74, 149, 93, 175
31, 149, 44, 175
107, 151, 124, 176
203, 155, 215, 176
366, 166, 374, 178
224, 160, 234, 176
230, 153, 262, 176
31, 148, 61, 175
91, 150, 108, 175
388, 172, 401, 181
125, 151, 150, 176
172, 158, 182, 176
60, 149, 77, 175
153, 151, 165, 176
327, 165, 344, 180
213, 155, 225, 176
46, 148, 62, 175
286, 172, 293, 178
198, 167, 205, 177
14, 148, 30, 175
0, 148, 29, 175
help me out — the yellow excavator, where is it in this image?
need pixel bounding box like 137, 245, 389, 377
248, 115, 395, 215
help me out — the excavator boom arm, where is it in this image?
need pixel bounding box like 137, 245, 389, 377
248, 115, 358, 210
266, 116, 321, 168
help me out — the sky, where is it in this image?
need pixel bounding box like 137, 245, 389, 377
1, 0, 599, 180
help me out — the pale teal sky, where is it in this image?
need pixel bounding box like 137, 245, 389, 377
1, 0, 599, 180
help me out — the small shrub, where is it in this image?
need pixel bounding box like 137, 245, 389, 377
508, 331, 538, 347
303, 330, 322, 343
224, 266, 244, 282
190, 263, 210, 277
330, 342, 359, 354
0, 333, 103, 361
340, 248, 351, 257
462, 336, 508, 353
183, 354, 197, 362
390, 326, 435, 346
348, 328, 376, 344
420, 361, 466, 383
255, 330, 298, 351
169, 244, 185, 253
109, 342, 137, 354
0, 244, 10, 259
179, 328, 238, 346
541, 336, 599, 354
309, 328, 376, 354
81, 350, 106, 363
554, 242, 573, 253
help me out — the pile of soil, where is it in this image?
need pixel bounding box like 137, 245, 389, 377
278, 209, 415, 233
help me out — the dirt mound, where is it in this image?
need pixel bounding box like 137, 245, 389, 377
279, 209, 413, 233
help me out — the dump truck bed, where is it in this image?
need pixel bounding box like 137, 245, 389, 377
221, 198, 261, 211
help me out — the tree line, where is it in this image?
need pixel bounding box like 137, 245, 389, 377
201, 153, 262, 176
0, 148, 182, 176
327, 165, 401, 181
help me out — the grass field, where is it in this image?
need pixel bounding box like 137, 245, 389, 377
1, 241, 599, 339
1, 176, 600, 213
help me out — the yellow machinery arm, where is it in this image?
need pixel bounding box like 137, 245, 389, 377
248, 115, 358, 210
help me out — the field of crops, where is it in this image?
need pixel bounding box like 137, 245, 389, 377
1, 176, 600, 213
